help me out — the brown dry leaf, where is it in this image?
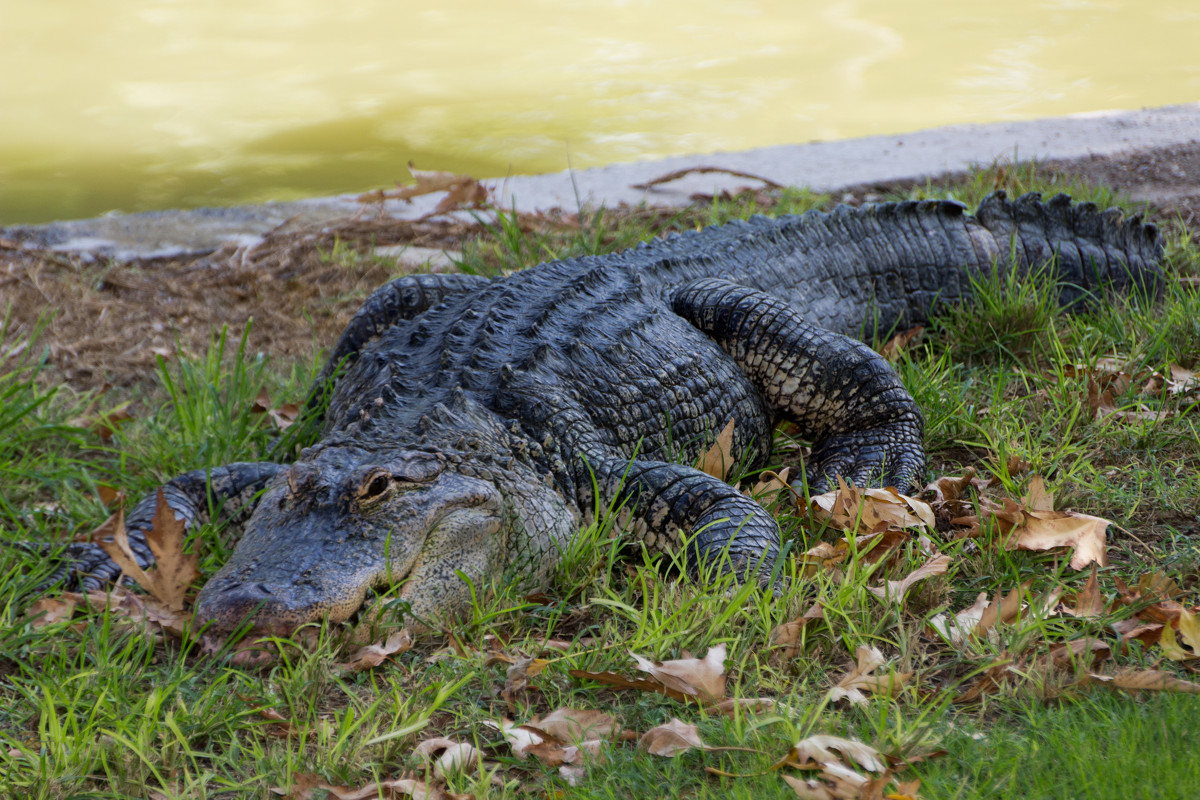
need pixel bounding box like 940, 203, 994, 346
338, 629, 413, 673
1087, 378, 1172, 423
250, 388, 301, 431
60, 587, 191, 639
567, 668, 694, 703
1111, 618, 1165, 647
1165, 363, 1200, 396
1093, 669, 1200, 694
888, 778, 923, 800
826, 646, 913, 706
486, 718, 545, 760
976, 581, 1031, 638
810, 481, 935, 533
432, 176, 490, 216
413, 737, 482, 778
921, 468, 983, 504
748, 467, 794, 505
952, 660, 1016, 704
1043, 638, 1112, 670
928, 592, 989, 646
1065, 564, 1105, 618
639, 718, 708, 756
1008, 509, 1110, 569
70, 403, 134, 443
320, 778, 442, 800
250, 704, 305, 739
781, 774, 841, 799
710, 697, 778, 716
866, 554, 951, 603
799, 541, 849, 575
630, 643, 726, 703
1023, 475, 1054, 512
770, 602, 825, 660
95, 490, 201, 611
878, 325, 924, 361
698, 419, 736, 481
793, 734, 887, 772
535, 708, 621, 743
24, 596, 78, 628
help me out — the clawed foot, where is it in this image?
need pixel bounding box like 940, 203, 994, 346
800, 424, 926, 495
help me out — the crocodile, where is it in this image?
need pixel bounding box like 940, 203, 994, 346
28, 192, 1163, 636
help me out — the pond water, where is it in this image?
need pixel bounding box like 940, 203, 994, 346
2, 0, 1198, 223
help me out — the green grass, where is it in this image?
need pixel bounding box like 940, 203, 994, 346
2, 163, 1199, 799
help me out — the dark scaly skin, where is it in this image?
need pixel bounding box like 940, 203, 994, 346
13, 192, 1164, 635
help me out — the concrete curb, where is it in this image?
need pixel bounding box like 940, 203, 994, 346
4, 103, 1198, 262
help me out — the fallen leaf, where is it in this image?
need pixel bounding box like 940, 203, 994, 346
826, 646, 913, 706
748, 467, 795, 505
793, 734, 887, 772
24, 596, 78, 628
1065, 564, 1105, 618
976, 581, 1030, 638
709, 697, 778, 716
1011, 509, 1110, 569
1023, 475, 1054, 512
1043, 638, 1112, 669
413, 737, 482, 778
535, 708, 620, 743
781, 774, 840, 799
320, 778, 441, 800
568, 668, 694, 703
485, 718, 545, 759
94, 490, 201, 612
639, 718, 708, 756
810, 481, 935, 533
928, 592, 989, 646
1087, 378, 1172, 423
866, 554, 952, 602
698, 419, 736, 481
1179, 608, 1200, 652
878, 325, 925, 361
630, 643, 726, 703
1094, 669, 1200, 694
338, 629, 413, 673
770, 603, 825, 660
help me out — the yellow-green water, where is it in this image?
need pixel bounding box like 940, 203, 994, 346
2, 0, 1198, 224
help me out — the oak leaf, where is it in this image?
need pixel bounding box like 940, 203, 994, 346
698, 419, 736, 481
630, 643, 726, 703
639, 718, 708, 756
866, 554, 951, 602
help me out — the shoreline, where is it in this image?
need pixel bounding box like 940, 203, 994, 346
3, 103, 1197, 263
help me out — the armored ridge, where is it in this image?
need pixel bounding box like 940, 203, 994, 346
22, 192, 1164, 637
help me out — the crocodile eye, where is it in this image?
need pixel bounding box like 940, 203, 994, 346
357, 472, 392, 504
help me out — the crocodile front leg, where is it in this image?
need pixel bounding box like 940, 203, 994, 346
19, 462, 282, 592
671, 278, 926, 493
585, 455, 781, 584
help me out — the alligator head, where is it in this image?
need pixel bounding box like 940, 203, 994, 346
194, 445, 511, 636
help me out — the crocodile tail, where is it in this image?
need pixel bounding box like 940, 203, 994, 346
974, 190, 1165, 307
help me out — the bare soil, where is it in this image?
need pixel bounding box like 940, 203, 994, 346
2, 142, 1198, 395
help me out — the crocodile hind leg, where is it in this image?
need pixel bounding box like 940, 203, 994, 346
671, 278, 926, 493
18, 462, 282, 592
